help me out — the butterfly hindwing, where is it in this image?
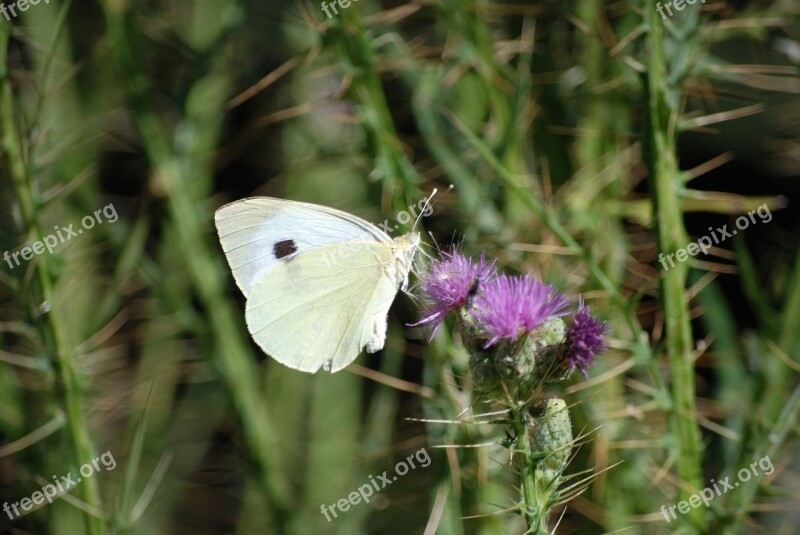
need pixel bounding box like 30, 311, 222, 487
244, 241, 401, 373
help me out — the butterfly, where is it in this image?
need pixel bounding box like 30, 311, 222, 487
214, 197, 421, 373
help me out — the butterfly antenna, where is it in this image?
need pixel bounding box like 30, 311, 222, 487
412, 184, 453, 231
412, 188, 437, 231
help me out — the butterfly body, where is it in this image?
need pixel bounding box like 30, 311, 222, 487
214, 197, 419, 373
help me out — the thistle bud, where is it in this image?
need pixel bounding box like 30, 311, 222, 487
532, 397, 572, 491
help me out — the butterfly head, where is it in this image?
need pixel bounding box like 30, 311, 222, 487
395, 231, 421, 255
392, 232, 421, 290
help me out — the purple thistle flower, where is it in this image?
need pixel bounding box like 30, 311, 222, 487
413, 250, 496, 339
471, 274, 570, 347
564, 298, 609, 376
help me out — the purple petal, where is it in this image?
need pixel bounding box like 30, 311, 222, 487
564, 298, 609, 376
471, 274, 570, 347
412, 249, 496, 339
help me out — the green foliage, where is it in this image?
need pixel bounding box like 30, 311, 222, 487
0, 0, 798, 534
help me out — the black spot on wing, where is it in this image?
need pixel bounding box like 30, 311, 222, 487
273, 239, 298, 260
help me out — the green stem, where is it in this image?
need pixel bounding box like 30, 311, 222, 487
514, 406, 548, 535
514, 398, 573, 534
0, 26, 104, 535
644, 3, 704, 532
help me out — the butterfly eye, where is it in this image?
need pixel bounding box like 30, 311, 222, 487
273, 239, 298, 259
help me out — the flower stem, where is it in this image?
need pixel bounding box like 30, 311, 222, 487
514, 398, 572, 535
514, 406, 548, 533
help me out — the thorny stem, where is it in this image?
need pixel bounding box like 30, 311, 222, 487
644, 2, 705, 532
514, 405, 549, 534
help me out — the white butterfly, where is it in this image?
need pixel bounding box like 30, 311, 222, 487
214, 197, 420, 373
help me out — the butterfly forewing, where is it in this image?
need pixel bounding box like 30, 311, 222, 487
214, 197, 391, 297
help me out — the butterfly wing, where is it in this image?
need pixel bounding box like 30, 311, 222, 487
214, 197, 391, 297
244, 241, 403, 373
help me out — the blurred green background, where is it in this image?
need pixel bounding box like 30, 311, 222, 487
0, 0, 799, 533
